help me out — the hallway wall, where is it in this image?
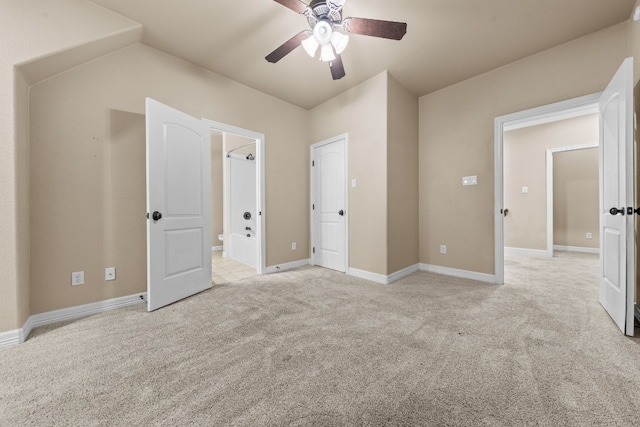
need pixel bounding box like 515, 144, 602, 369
419, 23, 628, 275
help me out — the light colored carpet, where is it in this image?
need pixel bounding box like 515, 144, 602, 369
1, 252, 640, 425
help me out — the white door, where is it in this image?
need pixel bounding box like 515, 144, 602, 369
311, 137, 347, 272
599, 58, 634, 336
146, 98, 212, 311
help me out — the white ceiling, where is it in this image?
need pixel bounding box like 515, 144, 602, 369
87, 0, 636, 109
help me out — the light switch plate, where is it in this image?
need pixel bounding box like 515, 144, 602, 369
462, 176, 478, 186
522, 186, 529, 194
105, 267, 116, 281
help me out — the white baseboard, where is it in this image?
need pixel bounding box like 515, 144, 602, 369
388, 264, 420, 283
348, 268, 389, 284
0, 292, 146, 351
211, 246, 223, 252
266, 259, 310, 274
347, 264, 420, 285
504, 247, 551, 258
0, 329, 23, 351
553, 245, 599, 254
419, 263, 496, 284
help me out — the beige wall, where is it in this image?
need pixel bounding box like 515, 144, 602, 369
309, 72, 388, 275
504, 114, 599, 251
211, 131, 223, 245
309, 71, 418, 276
553, 148, 599, 248
387, 75, 419, 273
28, 43, 308, 314
419, 23, 628, 274
2, 2, 638, 334
0, 0, 140, 332
630, 1, 640, 85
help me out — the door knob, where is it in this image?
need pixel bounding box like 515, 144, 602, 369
503, 208, 509, 217
152, 211, 163, 221
338, 209, 344, 216
609, 207, 625, 216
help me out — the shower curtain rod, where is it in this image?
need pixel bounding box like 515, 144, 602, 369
225, 141, 256, 158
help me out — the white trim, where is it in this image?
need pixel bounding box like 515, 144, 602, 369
504, 247, 551, 258
211, 246, 223, 252
348, 268, 389, 285
0, 293, 146, 351
504, 103, 599, 132
266, 259, 310, 274
29, 293, 147, 330
203, 119, 266, 276
494, 93, 601, 286
347, 264, 420, 285
0, 329, 22, 351
553, 245, 599, 254
419, 264, 496, 284
388, 264, 420, 283
310, 133, 349, 273
546, 143, 599, 257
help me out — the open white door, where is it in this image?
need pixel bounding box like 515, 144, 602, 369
146, 98, 212, 311
311, 136, 347, 273
599, 58, 634, 336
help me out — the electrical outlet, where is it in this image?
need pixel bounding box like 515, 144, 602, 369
291, 242, 297, 251
440, 245, 447, 254
72, 271, 84, 286
586, 232, 593, 240
105, 267, 116, 281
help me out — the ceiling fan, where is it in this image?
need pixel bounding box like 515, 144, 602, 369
266, 0, 407, 80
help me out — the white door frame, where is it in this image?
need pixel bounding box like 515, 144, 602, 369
310, 133, 349, 272
545, 143, 599, 256
203, 119, 266, 275
494, 93, 601, 284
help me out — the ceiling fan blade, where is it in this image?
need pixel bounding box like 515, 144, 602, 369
266, 31, 309, 63
272, 0, 308, 14
330, 55, 345, 80
343, 17, 407, 40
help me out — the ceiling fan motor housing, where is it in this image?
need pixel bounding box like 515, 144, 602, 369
307, 0, 342, 28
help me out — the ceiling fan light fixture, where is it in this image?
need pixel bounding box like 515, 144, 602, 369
313, 20, 333, 45
330, 31, 349, 55
320, 43, 336, 62
301, 35, 320, 57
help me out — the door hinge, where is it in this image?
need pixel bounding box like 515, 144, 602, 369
312, 160, 315, 166
259, 211, 262, 216
313, 247, 315, 254
312, 204, 315, 210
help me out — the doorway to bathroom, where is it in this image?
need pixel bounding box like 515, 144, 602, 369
205, 119, 265, 277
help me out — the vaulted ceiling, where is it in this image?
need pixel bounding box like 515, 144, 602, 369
87, 0, 635, 109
